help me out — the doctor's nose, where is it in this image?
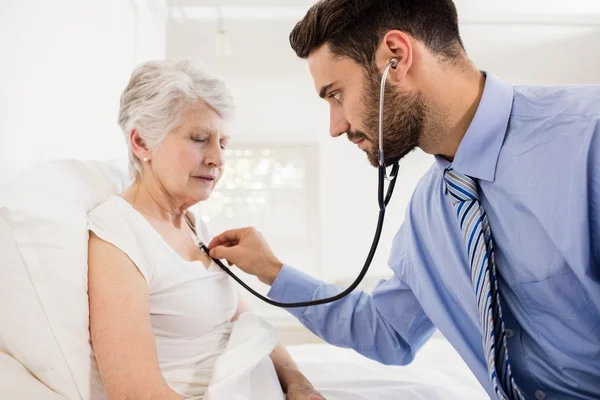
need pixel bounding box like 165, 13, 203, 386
329, 109, 351, 138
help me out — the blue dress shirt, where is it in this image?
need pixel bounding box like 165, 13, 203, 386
268, 72, 600, 399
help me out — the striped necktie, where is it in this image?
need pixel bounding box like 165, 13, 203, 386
444, 168, 524, 400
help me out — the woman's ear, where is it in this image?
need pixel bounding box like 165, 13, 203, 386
374, 30, 413, 83
129, 129, 152, 162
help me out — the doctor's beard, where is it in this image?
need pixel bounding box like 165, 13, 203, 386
353, 68, 427, 167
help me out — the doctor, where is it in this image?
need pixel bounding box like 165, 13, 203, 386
209, 0, 600, 399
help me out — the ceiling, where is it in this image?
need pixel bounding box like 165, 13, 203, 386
164, 0, 600, 81
165, 0, 600, 17
167, 0, 315, 8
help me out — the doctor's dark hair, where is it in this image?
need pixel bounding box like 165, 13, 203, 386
289, 0, 465, 67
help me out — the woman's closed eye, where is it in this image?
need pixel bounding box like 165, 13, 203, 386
191, 136, 209, 143
191, 132, 229, 150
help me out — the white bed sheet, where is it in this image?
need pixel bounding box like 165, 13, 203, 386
289, 334, 487, 400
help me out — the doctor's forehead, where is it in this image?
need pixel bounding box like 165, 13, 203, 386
308, 45, 360, 94
308, 45, 338, 90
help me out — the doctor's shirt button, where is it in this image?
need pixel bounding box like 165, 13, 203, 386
535, 390, 546, 400
505, 328, 514, 338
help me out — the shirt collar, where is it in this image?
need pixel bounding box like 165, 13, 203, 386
434, 71, 514, 182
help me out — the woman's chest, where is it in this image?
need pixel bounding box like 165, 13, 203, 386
148, 264, 238, 339
153, 221, 213, 268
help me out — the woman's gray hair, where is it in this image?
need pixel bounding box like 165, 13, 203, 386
118, 60, 235, 179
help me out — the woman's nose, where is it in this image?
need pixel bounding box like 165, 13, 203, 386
204, 140, 224, 168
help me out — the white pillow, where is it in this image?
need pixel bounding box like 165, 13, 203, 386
0, 352, 68, 400
0, 158, 130, 400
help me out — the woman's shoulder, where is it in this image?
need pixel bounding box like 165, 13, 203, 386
87, 195, 155, 283
87, 195, 141, 236
89, 194, 125, 218
89, 194, 125, 213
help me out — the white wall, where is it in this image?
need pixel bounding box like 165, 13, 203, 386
0, 0, 166, 180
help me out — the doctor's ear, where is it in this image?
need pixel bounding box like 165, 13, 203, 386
129, 128, 152, 162
375, 30, 413, 83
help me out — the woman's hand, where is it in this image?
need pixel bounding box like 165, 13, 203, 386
285, 379, 326, 400
270, 355, 325, 400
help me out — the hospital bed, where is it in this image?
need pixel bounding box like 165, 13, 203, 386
287, 335, 486, 399
0, 158, 486, 399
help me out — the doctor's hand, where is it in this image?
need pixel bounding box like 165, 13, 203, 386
208, 227, 284, 285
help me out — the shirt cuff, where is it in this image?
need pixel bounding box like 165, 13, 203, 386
267, 264, 322, 303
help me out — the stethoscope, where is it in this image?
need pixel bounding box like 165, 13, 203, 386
195, 58, 400, 308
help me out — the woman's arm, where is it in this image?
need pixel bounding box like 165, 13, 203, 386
231, 293, 322, 397
269, 342, 320, 396
88, 232, 182, 400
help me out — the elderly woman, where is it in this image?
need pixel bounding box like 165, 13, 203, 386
87, 60, 323, 400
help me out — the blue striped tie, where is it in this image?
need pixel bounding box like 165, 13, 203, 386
444, 168, 524, 400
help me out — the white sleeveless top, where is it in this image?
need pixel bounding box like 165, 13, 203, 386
88, 195, 285, 400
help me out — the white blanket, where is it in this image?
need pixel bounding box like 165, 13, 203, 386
204, 313, 285, 400
288, 335, 487, 400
